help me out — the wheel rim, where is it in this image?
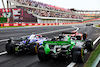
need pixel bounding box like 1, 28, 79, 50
81, 48, 84, 61
35, 45, 38, 53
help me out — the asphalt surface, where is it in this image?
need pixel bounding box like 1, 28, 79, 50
0, 26, 73, 40
0, 21, 100, 67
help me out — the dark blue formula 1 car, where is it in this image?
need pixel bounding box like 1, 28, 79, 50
5, 34, 47, 54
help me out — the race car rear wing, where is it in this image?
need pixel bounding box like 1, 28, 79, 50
62, 32, 75, 34
9, 37, 27, 41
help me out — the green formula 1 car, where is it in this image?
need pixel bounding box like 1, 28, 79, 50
38, 33, 93, 63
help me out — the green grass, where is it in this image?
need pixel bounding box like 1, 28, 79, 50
0, 26, 25, 28
83, 19, 93, 21
84, 44, 100, 67
95, 25, 100, 27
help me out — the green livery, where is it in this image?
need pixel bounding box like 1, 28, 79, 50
42, 40, 75, 54
0, 17, 7, 23
38, 33, 93, 63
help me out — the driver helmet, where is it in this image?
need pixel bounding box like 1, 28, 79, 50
29, 34, 36, 39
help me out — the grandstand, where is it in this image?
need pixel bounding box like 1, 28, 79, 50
1, 0, 100, 23
0, 0, 84, 23
70, 9, 100, 18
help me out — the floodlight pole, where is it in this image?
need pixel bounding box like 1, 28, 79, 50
7, 0, 9, 8
2, 0, 5, 8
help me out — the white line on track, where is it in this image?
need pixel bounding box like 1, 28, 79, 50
72, 26, 79, 32
0, 51, 7, 55
66, 36, 100, 67
0, 27, 76, 42
93, 36, 100, 45
0, 39, 9, 42
67, 62, 76, 67
23, 28, 74, 37
23, 26, 78, 37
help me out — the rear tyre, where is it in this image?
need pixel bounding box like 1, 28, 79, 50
29, 43, 36, 54
38, 46, 49, 61
6, 42, 15, 54
85, 39, 93, 51
72, 47, 84, 63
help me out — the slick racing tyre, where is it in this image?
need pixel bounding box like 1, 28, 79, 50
38, 46, 49, 61
85, 39, 93, 51
29, 43, 36, 54
72, 47, 84, 63
83, 33, 87, 40
6, 42, 15, 54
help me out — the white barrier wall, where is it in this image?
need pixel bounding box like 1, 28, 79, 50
37, 18, 80, 23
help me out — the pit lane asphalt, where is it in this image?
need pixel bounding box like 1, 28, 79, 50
0, 21, 100, 67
